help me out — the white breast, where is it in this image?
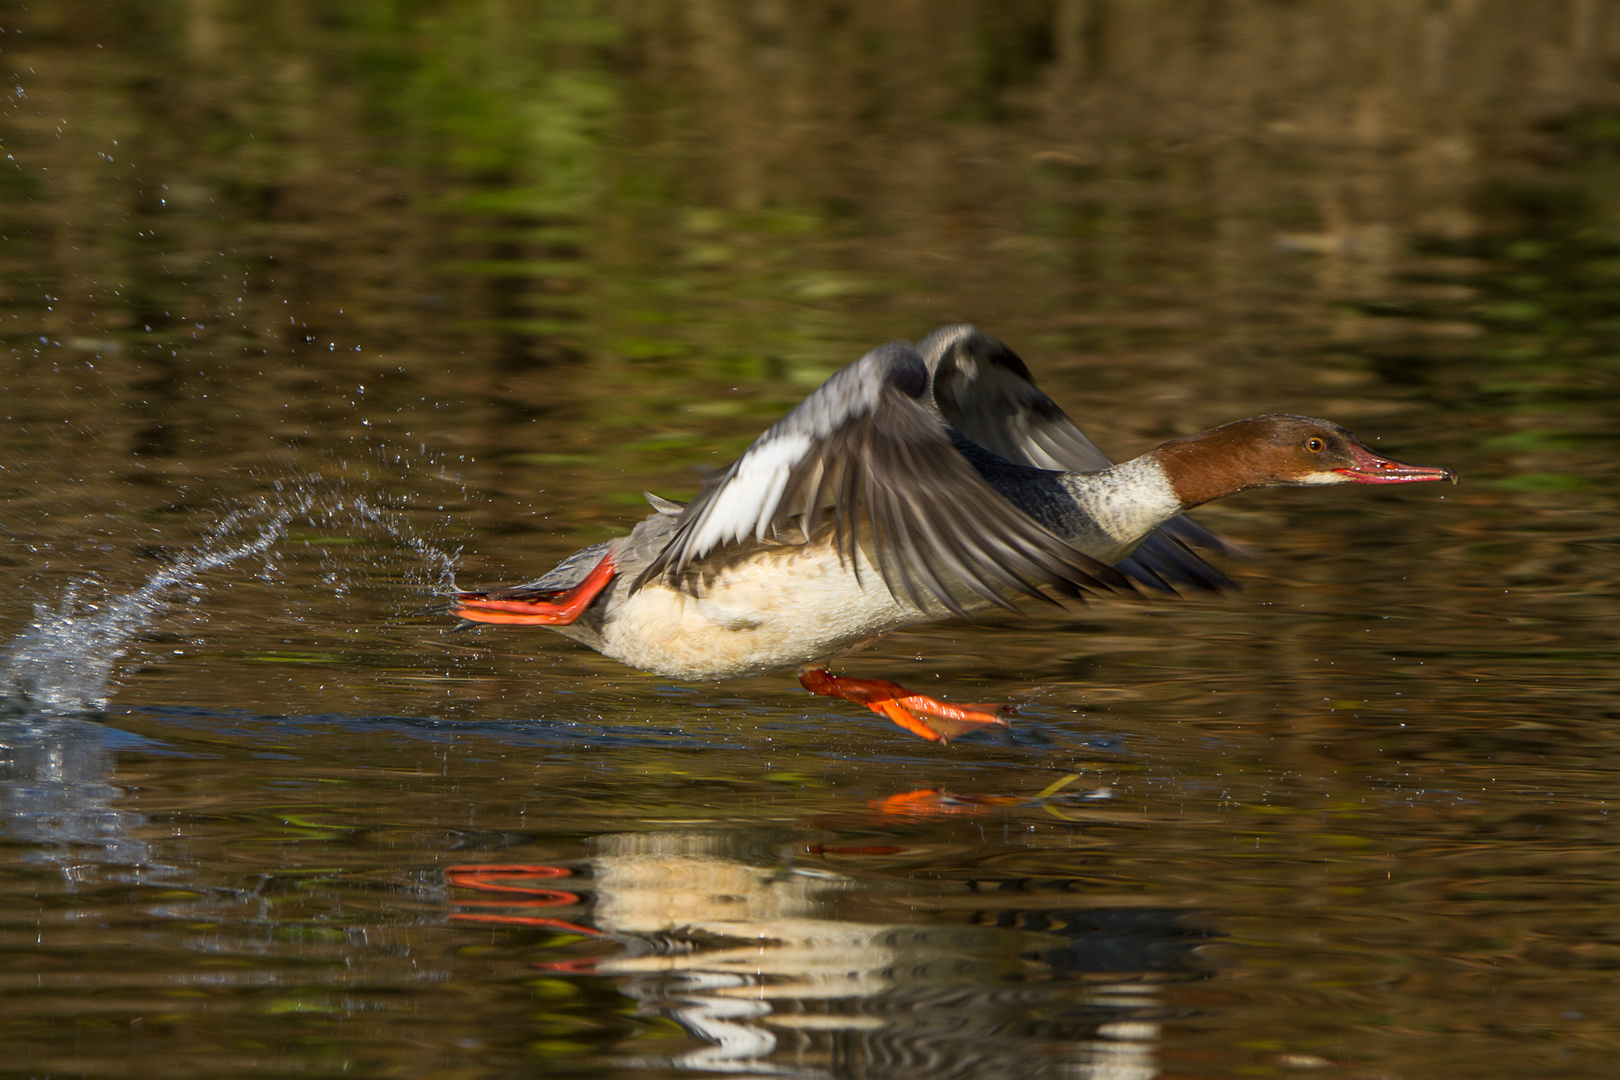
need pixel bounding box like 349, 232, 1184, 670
596, 544, 952, 681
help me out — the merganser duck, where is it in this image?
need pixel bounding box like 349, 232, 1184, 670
452, 326, 1455, 743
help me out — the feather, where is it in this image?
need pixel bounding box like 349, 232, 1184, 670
632, 341, 1128, 610
916, 324, 1242, 592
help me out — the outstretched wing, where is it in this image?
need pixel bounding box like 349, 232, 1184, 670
915, 325, 1245, 592
632, 341, 1129, 617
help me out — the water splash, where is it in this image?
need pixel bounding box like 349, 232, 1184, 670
2, 508, 291, 715
0, 450, 464, 717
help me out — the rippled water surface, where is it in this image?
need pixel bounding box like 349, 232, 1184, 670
3, 3, 1620, 1077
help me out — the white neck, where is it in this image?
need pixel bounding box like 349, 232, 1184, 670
1058, 456, 1185, 563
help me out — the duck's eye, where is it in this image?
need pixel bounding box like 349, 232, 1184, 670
1306, 437, 1325, 453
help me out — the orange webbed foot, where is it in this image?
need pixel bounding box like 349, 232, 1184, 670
799, 668, 1011, 743
453, 552, 617, 627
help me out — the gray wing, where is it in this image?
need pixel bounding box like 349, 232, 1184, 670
494, 541, 614, 596
632, 341, 1130, 617
915, 325, 1244, 593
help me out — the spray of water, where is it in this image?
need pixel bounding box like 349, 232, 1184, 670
3, 509, 290, 715
0, 451, 465, 717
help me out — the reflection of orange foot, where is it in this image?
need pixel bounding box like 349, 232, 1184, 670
871, 789, 983, 817
453, 553, 617, 626
799, 668, 1011, 743
533, 957, 601, 974
870, 788, 1030, 817
444, 863, 598, 934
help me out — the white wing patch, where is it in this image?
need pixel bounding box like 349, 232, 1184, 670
684, 430, 813, 556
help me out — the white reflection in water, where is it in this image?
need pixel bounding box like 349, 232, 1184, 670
0, 717, 152, 877
1070, 1015, 1161, 1080
575, 831, 1196, 1079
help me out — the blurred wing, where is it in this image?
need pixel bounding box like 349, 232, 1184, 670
632, 341, 1129, 617
916, 325, 1244, 593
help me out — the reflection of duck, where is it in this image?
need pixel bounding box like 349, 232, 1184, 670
464, 830, 1212, 1079
454, 326, 1453, 741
